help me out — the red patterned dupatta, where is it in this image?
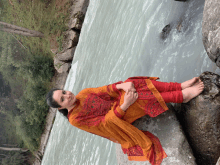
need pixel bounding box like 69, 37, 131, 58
121, 77, 167, 164
121, 131, 166, 165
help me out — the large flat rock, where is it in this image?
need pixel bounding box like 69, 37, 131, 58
116, 104, 196, 165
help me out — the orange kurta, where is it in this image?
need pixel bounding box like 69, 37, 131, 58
67, 76, 168, 165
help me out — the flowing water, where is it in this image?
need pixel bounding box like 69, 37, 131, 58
42, 0, 218, 164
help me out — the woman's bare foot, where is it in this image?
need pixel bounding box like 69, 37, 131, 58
182, 80, 204, 103
181, 77, 200, 90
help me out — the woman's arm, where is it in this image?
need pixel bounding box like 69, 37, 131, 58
116, 82, 136, 92
86, 81, 123, 98
86, 81, 136, 99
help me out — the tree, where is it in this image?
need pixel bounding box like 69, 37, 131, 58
0, 21, 44, 37
2, 144, 18, 147
0, 147, 28, 152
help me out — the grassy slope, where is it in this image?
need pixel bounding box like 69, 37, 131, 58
0, 0, 70, 157
3, 0, 70, 55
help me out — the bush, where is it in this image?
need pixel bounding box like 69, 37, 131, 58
2, 152, 30, 165
22, 55, 54, 82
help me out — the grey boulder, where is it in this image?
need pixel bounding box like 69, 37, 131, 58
55, 47, 76, 62
175, 71, 220, 165
202, 0, 220, 68
116, 104, 196, 165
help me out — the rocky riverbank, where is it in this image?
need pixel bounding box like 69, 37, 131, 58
33, 0, 90, 164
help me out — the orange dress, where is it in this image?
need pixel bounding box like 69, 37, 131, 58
67, 76, 168, 165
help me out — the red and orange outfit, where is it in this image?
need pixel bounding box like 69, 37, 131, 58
67, 76, 183, 165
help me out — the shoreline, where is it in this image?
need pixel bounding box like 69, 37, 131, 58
33, 0, 90, 164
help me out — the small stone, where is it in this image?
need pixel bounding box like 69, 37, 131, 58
73, 11, 85, 22
51, 48, 58, 54
55, 47, 76, 62
160, 24, 172, 40
69, 17, 83, 30
54, 57, 72, 73
176, 19, 183, 32
62, 31, 79, 50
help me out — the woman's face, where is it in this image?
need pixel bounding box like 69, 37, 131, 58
53, 90, 76, 109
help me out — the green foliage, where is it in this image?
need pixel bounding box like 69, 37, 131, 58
56, 35, 64, 52
14, 59, 53, 152
0, 0, 70, 159
0, 0, 70, 54
0, 22, 54, 154
15, 116, 42, 151
2, 152, 29, 165
18, 54, 54, 83
0, 112, 22, 144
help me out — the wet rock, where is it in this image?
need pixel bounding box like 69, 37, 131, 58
175, 71, 220, 165
116, 104, 196, 165
55, 47, 76, 62
176, 19, 183, 32
62, 30, 79, 50
202, 0, 220, 68
160, 24, 172, 40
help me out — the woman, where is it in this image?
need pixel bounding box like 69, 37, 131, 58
46, 76, 204, 165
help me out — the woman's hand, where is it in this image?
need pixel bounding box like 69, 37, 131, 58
120, 90, 138, 112
124, 90, 138, 106
116, 82, 136, 92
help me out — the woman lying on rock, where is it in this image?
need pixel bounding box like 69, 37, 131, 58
46, 76, 204, 165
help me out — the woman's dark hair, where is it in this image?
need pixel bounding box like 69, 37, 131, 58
46, 88, 68, 118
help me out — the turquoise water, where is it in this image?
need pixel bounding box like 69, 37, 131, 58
42, 0, 217, 164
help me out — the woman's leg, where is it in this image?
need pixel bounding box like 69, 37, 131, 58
160, 91, 183, 103
181, 80, 204, 103
160, 80, 204, 103
151, 80, 182, 92
152, 77, 200, 92
180, 77, 200, 90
